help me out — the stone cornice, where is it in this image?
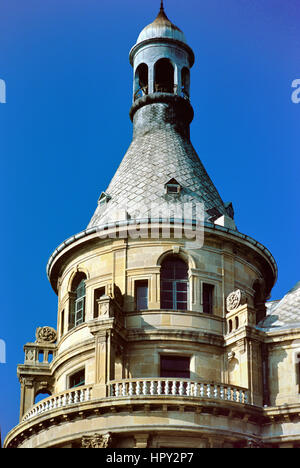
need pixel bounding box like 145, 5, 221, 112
47, 222, 277, 295
129, 37, 195, 68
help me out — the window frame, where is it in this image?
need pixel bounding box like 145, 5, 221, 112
74, 279, 86, 326
160, 256, 189, 311
68, 367, 86, 390
202, 282, 215, 315
160, 355, 191, 379
135, 279, 149, 311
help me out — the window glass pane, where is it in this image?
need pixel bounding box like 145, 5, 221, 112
161, 281, 173, 291
162, 292, 173, 302
177, 292, 187, 302
203, 284, 214, 314
176, 282, 187, 292
160, 356, 190, 378
161, 258, 188, 280
136, 281, 148, 310
76, 280, 86, 299
70, 369, 85, 388
176, 302, 187, 310
75, 297, 85, 325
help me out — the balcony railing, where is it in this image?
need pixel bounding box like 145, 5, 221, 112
21, 379, 250, 423
22, 385, 93, 422
110, 378, 249, 404
134, 85, 190, 102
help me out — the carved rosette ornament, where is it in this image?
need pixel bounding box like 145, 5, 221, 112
35, 326, 57, 344
226, 289, 247, 313
82, 433, 112, 449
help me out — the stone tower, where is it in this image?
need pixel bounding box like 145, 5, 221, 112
5, 4, 300, 449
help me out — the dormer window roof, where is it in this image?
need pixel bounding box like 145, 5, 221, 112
98, 192, 111, 206
165, 178, 182, 194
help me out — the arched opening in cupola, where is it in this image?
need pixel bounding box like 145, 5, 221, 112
134, 63, 149, 100
154, 58, 175, 94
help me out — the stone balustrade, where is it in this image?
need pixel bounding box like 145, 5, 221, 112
110, 379, 250, 404
21, 379, 250, 423
22, 385, 93, 422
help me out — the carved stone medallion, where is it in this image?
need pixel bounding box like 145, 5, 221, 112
226, 289, 246, 312
35, 326, 57, 344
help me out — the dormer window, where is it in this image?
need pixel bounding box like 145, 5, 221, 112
165, 178, 181, 195
98, 192, 111, 206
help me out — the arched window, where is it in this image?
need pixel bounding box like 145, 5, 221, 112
181, 67, 190, 98
34, 390, 51, 405
154, 58, 174, 94
161, 256, 189, 310
134, 63, 148, 100
70, 273, 87, 329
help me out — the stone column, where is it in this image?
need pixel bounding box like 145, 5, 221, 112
94, 331, 108, 398
93, 328, 117, 398
19, 377, 35, 421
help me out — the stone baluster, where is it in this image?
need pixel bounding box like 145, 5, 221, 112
129, 382, 134, 397
179, 381, 184, 396
136, 381, 141, 396
157, 380, 162, 395
150, 381, 155, 396
207, 384, 211, 398
172, 381, 177, 396
186, 381, 191, 396
143, 380, 148, 396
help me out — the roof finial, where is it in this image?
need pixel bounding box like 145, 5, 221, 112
160, 0, 164, 11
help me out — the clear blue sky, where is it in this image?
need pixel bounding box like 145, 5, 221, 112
0, 0, 299, 441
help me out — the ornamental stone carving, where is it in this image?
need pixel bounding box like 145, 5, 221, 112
25, 349, 35, 361
82, 433, 112, 449
226, 289, 247, 312
35, 326, 57, 344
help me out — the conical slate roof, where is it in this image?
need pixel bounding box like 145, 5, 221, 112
88, 6, 230, 230
88, 99, 229, 229
258, 281, 300, 330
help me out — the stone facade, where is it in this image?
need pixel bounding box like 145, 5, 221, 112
4, 5, 300, 449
